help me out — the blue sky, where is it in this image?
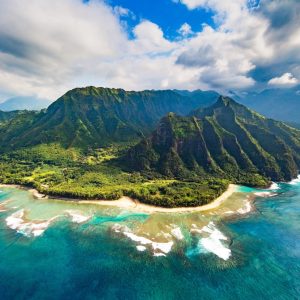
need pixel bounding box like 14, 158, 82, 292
0, 0, 299, 101
106, 0, 215, 39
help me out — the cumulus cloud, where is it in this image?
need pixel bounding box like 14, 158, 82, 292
0, 0, 127, 100
268, 73, 298, 87
174, 0, 300, 92
132, 21, 174, 54
113, 6, 135, 19
178, 23, 193, 37
0, 1, 199, 100
0, 0, 299, 101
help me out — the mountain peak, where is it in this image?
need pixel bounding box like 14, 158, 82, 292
216, 96, 232, 106
0, 87, 218, 150
125, 97, 300, 183
212, 96, 243, 110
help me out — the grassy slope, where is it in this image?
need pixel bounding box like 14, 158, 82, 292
0, 87, 218, 150
1, 94, 299, 208
125, 97, 300, 187
0, 143, 228, 207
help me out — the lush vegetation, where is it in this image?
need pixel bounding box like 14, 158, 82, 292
0, 87, 218, 150
125, 96, 300, 184
0, 89, 299, 208
0, 110, 24, 124
0, 144, 228, 207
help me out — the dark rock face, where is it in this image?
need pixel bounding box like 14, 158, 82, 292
125, 97, 300, 183
0, 87, 218, 149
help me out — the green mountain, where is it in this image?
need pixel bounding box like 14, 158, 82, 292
125, 96, 300, 184
173, 89, 219, 107
1, 91, 300, 208
0, 87, 218, 150
236, 86, 300, 123
286, 122, 300, 130
0, 110, 20, 123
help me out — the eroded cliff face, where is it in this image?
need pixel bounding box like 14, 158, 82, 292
0, 87, 218, 150
125, 97, 300, 184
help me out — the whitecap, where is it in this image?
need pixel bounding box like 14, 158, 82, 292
199, 237, 231, 261
192, 222, 231, 261
237, 200, 252, 215
268, 182, 280, 190
171, 227, 184, 240
113, 224, 174, 255
288, 175, 300, 185
152, 241, 173, 253
5, 209, 57, 237
65, 210, 91, 223
254, 191, 277, 197
136, 245, 146, 251
6, 209, 24, 230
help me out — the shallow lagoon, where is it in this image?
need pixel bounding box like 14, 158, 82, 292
0, 179, 299, 299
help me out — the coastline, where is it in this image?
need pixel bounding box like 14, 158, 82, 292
0, 183, 239, 213
78, 184, 238, 213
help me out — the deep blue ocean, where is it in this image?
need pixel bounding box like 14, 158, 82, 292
0, 180, 299, 300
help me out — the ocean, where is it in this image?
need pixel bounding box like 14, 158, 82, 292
0, 178, 299, 300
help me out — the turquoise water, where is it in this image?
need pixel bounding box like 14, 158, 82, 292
0, 181, 299, 300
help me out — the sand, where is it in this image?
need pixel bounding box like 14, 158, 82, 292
0, 183, 238, 214
78, 184, 238, 213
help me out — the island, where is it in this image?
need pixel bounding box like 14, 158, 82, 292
0, 87, 299, 208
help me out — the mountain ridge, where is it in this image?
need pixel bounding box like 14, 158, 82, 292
1, 89, 300, 207
0, 87, 218, 150
237, 86, 300, 123
125, 96, 300, 185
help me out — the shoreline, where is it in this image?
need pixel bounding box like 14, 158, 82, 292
0, 183, 239, 213
78, 184, 238, 213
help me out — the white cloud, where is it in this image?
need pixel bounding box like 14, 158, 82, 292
178, 23, 193, 37
132, 21, 174, 54
174, 0, 300, 91
268, 73, 298, 87
113, 6, 135, 19
0, 0, 127, 100
0, 0, 300, 101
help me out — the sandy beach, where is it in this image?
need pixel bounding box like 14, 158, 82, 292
0, 183, 238, 214
78, 184, 238, 213
0, 184, 48, 199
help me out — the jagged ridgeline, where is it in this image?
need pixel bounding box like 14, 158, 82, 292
0, 110, 21, 123
125, 97, 300, 184
0, 87, 218, 150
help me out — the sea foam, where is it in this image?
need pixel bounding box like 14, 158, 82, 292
65, 210, 91, 223
289, 175, 300, 185
268, 182, 280, 190
5, 209, 57, 237
191, 222, 231, 261
254, 191, 277, 197
113, 224, 173, 256
171, 227, 184, 240
237, 200, 252, 214
136, 245, 146, 251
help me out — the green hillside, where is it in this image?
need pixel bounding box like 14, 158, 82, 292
0, 91, 299, 208
125, 97, 300, 185
0, 110, 21, 123
0, 87, 218, 150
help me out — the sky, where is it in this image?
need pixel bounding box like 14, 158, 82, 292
0, 0, 300, 101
